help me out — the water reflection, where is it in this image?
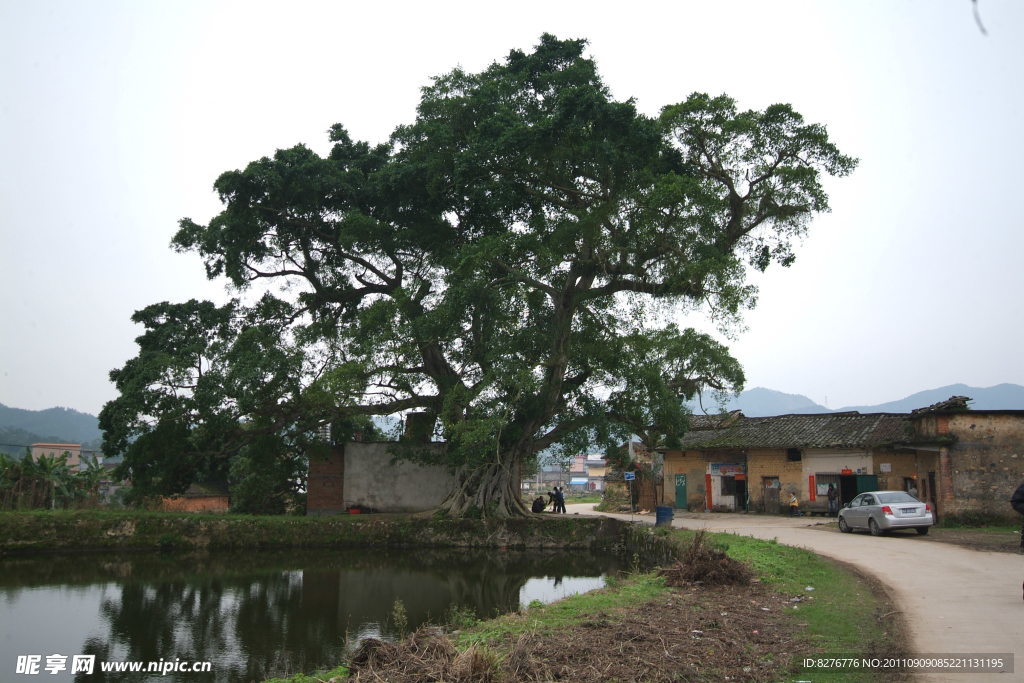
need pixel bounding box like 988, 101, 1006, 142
0, 549, 622, 682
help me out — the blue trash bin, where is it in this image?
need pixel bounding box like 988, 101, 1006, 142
655, 505, 674, 526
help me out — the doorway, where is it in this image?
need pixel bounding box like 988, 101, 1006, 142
838, 475, 858, 506
928, 470, 938, 522
735, 476, 748, 512
674, 474, 687, 509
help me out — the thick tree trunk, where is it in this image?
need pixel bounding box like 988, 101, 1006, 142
436, 453, 530, 518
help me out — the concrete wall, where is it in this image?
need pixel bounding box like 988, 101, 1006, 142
344, 442, 455, 512
802, 451, 872, 477
308, 442, 456, 515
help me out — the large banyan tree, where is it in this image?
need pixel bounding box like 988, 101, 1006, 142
100, 35, 855, 517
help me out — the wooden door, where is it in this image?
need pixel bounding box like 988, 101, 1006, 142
674, 473, 687, 509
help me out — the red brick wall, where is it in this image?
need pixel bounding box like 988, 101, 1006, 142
162, 496, 229, 513
307, 446, 345, 514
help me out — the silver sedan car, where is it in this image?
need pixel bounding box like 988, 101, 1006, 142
838, 490, 934, 536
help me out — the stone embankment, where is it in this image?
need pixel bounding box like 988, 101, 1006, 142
0, 511, 676, 563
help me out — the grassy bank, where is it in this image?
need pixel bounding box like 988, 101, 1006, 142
270, 527, 900, 682
667, 529, 901, 682
0, 509, 647, 555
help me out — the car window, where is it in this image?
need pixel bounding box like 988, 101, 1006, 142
860, 495, 876, 506
849, 495, 863, 507
877, 492, 915, 503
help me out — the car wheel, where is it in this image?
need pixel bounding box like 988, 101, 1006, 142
869, 518, 884, 536
915, 526, 929, 535
838, 516, 852, 533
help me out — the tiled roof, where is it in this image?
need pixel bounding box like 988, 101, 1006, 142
181, 482, 229, 497
675, 412, 912, 450
687, 411, 743, 431
910, 395, 972, 415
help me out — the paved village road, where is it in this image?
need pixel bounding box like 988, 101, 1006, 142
567, 504, 1024, 682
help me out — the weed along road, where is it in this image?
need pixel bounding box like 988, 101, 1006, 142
569, 504, 1023, 682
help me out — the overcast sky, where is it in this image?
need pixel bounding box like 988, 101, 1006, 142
2, 0, 1022, 416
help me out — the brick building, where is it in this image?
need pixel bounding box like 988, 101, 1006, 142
307, 441, 456, 515
660, 397, 1024, 520
906, 398, 1024, 520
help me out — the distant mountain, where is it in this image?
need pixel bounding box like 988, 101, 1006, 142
0, 403, 102, 453
690, 388, 829, 417
4, 382, 1023, 455
690, 384, 1024, 417
835, 383, 1024, 414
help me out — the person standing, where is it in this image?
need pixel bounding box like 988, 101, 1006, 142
555, 486, 567, 513
1011, 480, 1024, 554
826, 483, 839, 517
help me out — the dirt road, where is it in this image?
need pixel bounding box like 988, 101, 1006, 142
568, 505, 1023, 682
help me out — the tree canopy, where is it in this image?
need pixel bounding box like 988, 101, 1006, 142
100, 35, 855, 517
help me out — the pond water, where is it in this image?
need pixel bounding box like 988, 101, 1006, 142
0, 548, 624, 682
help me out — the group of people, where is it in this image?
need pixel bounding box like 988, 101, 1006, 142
531, 486, 567, 513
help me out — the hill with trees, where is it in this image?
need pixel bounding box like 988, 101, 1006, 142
0, 404, 103, 456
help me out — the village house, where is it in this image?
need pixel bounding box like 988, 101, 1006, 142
659, 397, 1024, 521
521, 453, 609, 497
522, 461, 566, 496
585, 454, 607, 492
568, 454, 589, 491
904, 398, 1024, 520
30, 442, 83, 470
